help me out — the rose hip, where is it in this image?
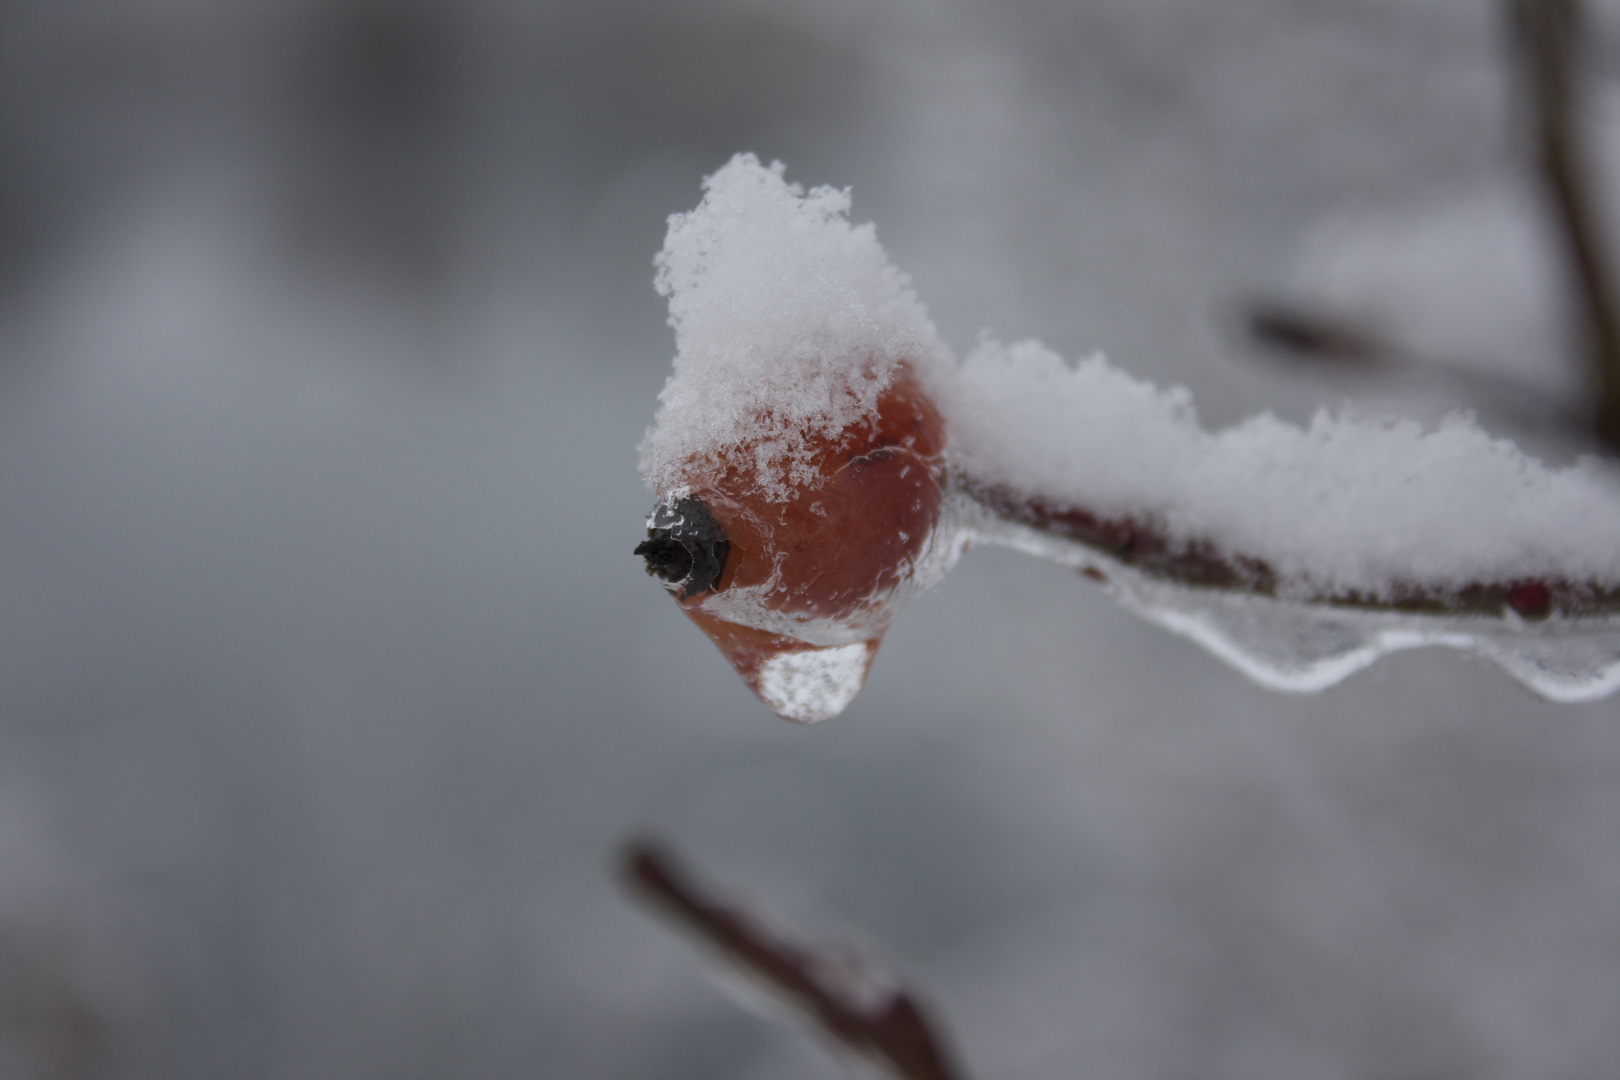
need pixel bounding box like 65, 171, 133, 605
637, 362, 946, 720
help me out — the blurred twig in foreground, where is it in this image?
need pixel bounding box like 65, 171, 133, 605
618, 838, 969, 1080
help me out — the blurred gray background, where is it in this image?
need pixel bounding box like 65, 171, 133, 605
1, 1, 1617, 1077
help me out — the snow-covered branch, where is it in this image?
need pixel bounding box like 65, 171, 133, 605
635, 155, 1620, 721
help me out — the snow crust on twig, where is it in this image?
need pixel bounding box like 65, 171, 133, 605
950, 339, 1620, 600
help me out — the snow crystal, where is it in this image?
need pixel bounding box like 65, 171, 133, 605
639, 154, 950, 502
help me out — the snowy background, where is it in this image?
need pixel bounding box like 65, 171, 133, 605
1, 1, 1618, 1078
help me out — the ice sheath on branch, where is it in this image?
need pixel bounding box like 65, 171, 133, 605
635, 154, 1620, 722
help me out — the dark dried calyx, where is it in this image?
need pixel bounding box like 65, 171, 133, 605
635, 496, 729, 599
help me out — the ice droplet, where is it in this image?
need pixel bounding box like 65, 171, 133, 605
755, 642, 876, 724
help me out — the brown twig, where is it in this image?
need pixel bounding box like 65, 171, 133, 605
618, 838, 970, 1080
964, 478, 1620, 620
1511, 0, 1620, 450
1241, 298, 1595, 442
1244, 302, 1390, 369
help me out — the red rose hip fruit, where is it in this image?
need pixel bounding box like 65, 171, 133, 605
637, 362, 948, 721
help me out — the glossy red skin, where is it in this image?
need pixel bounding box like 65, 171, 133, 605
671, 363, 946, 700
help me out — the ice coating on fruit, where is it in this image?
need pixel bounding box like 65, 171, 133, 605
638, 154, 1620, 719
639, 363, 962, 721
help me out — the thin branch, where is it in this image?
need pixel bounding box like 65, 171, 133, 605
1240, 298, 1595, 443
964, 477, 1620, 620
618, 838, 970, 1080
1244, 301, 1390, 369
1511, 0, 1620, 450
